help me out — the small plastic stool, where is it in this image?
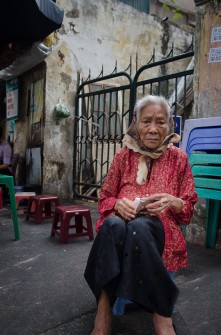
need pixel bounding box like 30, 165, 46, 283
51, 205, 94, 243
26, 194, 60, 224
112, 272, 175, 316
15, 192, 36, 208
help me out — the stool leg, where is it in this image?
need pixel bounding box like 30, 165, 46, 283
15, 197, 20, 209
206, 199, 220, 248
44, 201, 52, 217
51, 211, 60, 237
35, 200, 44, 224
60, 215, 70, 243
51, 200, 59, 215
75, 215, 83, 233
85, 215, 94, 240
26, 199, 34, 221
6, 178, 20, 240
81, 213, 94, 240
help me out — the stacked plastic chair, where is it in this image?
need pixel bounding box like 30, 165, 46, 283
180, 117, 221, 248
180, 117, 221, 154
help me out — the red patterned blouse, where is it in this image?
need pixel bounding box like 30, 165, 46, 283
96, 146, 198, 271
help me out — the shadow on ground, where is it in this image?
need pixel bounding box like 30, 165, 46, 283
0, 200, 221, 335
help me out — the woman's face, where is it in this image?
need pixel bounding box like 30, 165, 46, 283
137, 103, 171, 149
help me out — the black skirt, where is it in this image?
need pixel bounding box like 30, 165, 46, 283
84, 215, 179, 317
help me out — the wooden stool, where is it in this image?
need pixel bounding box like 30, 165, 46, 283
51, 205, 94, 243
26, 194, 60, 224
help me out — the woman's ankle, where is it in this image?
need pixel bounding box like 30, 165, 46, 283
91, 290, 112, 335
153, 313, 176, 335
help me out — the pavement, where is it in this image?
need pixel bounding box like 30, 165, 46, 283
0, 199, 221, 335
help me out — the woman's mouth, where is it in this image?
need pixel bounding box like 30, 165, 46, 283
145, 138, 159, 141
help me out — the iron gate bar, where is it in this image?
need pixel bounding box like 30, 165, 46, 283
133, 51, 194, 80
130, 50, 194, 122
73, 71, 133, 200
77, 84, 132, 98
135, 70, 194, 87
74, 46, 194, 201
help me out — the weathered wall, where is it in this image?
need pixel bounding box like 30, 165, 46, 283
43, 0, 193, 198
13, 63, 46, 186
186, 0, 221, 247
194, 0, 221, 118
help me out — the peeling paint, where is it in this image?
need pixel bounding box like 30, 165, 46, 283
50, 160, 66, 180
43, 0, 193, 200
60, 72, 72, 91
82, 3, 98, 18
194, 4, 221, 117
66, 9, 80, 18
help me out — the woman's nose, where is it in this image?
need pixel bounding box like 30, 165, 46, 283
148, 122, 157, 132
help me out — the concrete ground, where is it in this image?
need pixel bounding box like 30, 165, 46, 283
0, 200, 221, 335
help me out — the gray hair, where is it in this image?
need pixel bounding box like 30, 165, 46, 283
134, 95, 172, 122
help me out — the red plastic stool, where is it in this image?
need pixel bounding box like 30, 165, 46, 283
15, 192, 36, 208
26, 194, 60, 224
51, 205, 94, 243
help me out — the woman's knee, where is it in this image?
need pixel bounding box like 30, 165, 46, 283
101, 215, 126, 236
127, 217, 151, 234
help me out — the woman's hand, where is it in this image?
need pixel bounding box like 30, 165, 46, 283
114, 198, 136, 221
145, 193, 184, 214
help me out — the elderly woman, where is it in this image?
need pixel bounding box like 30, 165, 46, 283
84, 95, 197, 335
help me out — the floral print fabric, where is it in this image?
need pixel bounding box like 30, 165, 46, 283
96, 146, 198, 271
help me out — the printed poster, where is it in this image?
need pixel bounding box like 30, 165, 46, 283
6, 78, 19, 121
208, 47, 221, 63
211, 27, 221, 42
30, 79, 44, 124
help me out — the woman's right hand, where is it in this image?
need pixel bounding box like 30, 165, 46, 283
114, 198, 136, 221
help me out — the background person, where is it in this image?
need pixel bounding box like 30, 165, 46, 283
0, 126, 12, 176
0, 126, 13, 199
85, 95, 198, 335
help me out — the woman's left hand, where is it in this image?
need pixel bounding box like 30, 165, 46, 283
145, 193, 184, 214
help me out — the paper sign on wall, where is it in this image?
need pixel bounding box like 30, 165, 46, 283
208, 47, 221, 63
6, 78, 19, 121
211, 27, 221, 42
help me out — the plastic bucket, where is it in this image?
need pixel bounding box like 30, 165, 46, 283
14, 186, 24, 193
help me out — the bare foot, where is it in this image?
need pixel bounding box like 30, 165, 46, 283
153, 313, 176, 335
90, 290, 112, 335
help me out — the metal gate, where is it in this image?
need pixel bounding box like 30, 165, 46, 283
73, 44, 194, 200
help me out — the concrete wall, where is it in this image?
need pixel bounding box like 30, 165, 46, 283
13, 63, 46, 187
185, 0, 221, 247
194, 0, 221, 118
43, 0, 193, 198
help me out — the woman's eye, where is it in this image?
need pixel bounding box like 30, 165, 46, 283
142, 120, 150, 125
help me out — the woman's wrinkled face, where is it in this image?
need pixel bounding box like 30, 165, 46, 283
137, 103, 171, 149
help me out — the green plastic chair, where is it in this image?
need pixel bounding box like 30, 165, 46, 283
189, 153, 221, 248
0, 174, 20, 240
